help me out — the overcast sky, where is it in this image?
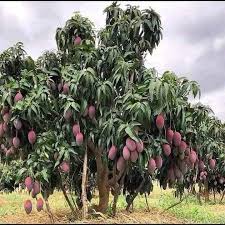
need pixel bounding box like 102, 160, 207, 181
0, 1, 225, 121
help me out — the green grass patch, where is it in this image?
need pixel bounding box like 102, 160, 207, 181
115, 184, 225, 224
1, 185, 225, 224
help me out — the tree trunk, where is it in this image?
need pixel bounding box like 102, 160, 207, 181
87, 141, 111, 213
204, 179, 209, 202
97, 165, 109, 213
81, 146, 88, 219
112, 189, 119, 216
95, 152, 110, 213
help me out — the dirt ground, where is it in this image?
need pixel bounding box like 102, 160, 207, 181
0, 208, 187, 224
2, 185, 224, 224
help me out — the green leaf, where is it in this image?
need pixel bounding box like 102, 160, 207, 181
54, 160, 61, 169
125, 126, 140, 142
41, 169, 49, 182
17, 168, 27, 177
31, 104, 38, 116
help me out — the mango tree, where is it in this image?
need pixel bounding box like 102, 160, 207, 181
0, 1, 225, 220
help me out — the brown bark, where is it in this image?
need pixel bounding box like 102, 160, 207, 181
112, 164, 119, 216
68, 188, 78, 211
45, 199, 55, 224
95, 149, 110, 213
220, 191, 225, 203
109, 168, 125, 185
112, 188, 119, 216
59, 173, 77, 216
204, 179, 209, 202
198, 182, 202, 205
61, 183, 77, 213
191, 185, 196, 195
97, 166, 109, 212
81, 146, 88, 219
213, 188, 216, 203
87, 139, 96, 154
88, 140, 117, 213
112, 165, 127, 216
144, 193, 150, 212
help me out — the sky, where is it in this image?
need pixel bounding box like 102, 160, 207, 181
0, 1, 225, 121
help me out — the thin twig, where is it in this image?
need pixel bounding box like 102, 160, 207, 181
90, 209, 107, 219
45, 199, 55, 224
81, 145, 88, 219
59, 173, 78, 217
220, 190, 225, 203
120, 212, 139, 223
144, 192, 150, 212
162, 193, 190, 214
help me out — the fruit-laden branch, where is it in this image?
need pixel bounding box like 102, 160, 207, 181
126, 174, 146, 211
108, 168, 125, 187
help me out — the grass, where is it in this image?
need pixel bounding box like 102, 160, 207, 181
114, 183, 225, 224
0, 192, 24, 217
1, 183, 225, 224
0, 191, 66, 217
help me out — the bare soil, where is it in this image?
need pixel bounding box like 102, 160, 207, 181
0, 208, 187, 224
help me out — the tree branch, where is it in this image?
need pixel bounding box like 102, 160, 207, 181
81, 146, 88, 219
126, 176, 145, 212
87, 139, 96, 154
162, 193, 190, 213
144, 192, 150, 212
